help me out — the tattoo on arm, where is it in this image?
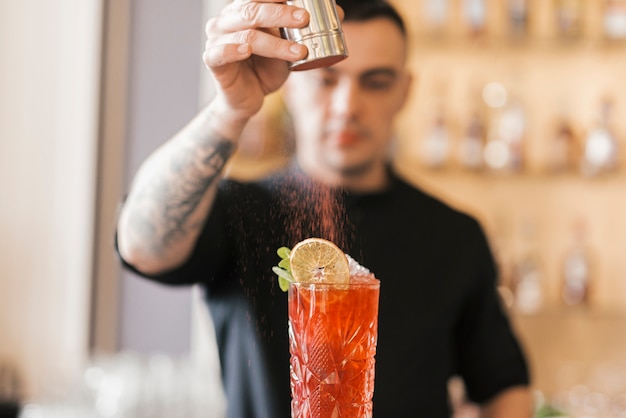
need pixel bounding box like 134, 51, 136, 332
154, 137, 235, 250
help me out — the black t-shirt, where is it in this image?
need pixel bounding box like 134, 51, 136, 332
120, 166, 529, 418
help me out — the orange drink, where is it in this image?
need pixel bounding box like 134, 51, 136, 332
288, 274, 380, 418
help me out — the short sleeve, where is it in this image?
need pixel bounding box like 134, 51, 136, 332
455, 223, 530, 403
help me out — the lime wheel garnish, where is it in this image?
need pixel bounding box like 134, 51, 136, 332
289, 238, 350, 284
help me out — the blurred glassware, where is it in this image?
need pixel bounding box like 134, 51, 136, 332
508, 0, 529, 39
581, 97, 620, 177
20, 351, 218, 418
604, 0, 626, 41
556, 0, 584, 40
463, 0, 487, 38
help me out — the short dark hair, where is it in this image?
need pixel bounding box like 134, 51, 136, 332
337, 0, 406, 37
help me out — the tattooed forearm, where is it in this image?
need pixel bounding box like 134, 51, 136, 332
152, 136, 235, 251
117, 101, 251, 270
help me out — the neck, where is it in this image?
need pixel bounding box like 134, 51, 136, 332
295, 158, 390, 193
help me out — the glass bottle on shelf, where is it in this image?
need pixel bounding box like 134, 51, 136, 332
489, 216, 515, 310
556, 0, 584, 40
501, 100, 526, 171
508, 0, 529, 39
513, 219, 544, 314
424, 0, 449, 38
580, 97, 619, 177
547, 117, 579, 174
482, 82, 508, 173
481, 80, 527, 174
561, 219, 593, 307
458, 111, 486, 171
514, 255, 543, 314
463, 0, 487, 39
603, 0, 626, 41
420, 106, 450, 170
484, 102, 526, 174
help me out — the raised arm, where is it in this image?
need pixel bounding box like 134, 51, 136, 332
116, 0, 310, 275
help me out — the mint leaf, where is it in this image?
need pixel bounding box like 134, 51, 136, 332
278, 258, 290, 270
277, 247, 291, 259
278, 276, 291, 292
272, 266, 293, 292
273, 246, 293, 293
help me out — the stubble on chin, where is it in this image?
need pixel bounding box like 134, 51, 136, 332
322, 151, 377, 180
339, 160, 376, 177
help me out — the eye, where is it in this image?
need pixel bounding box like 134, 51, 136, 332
316, 70, 338, 88
362, 75, 395, 91
321, 75, 338, 87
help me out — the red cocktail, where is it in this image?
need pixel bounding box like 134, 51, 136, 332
288, 274, 380, 418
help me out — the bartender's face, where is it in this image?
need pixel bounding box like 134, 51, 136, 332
284, 17, 411, 186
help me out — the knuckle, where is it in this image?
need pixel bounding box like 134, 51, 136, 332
203, 45, 227, 68
237, 29, 257, 45
202, 51, 211, 68
240, 2, 260, 24
205, 17, 218, 36
268, 36, 284, 51
274, 4, 292, 21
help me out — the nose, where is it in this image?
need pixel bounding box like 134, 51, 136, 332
329, 78, 360, 119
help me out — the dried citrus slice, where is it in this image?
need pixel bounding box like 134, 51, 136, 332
289, 238, 350, 284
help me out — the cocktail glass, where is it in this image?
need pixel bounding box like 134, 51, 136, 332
288, 274, 380, 418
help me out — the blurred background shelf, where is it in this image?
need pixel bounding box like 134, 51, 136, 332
389, 0, 626, 403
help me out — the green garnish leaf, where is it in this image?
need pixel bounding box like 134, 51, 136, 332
277, 247, 291, 259
273, 246, 293, 293
272, 266, 293, 292
278, 258, 290, 270
272, 266, 292, 280
278, 276, 291, 292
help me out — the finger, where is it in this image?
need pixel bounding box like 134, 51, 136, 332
204, 29, 307, 69
226, 29, 307, 61
214, 1, 308, 34
203, 42, 251, 68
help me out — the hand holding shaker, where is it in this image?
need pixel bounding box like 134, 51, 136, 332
281, 0, 348, 71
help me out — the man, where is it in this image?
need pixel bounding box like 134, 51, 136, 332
116, 0, 533, 416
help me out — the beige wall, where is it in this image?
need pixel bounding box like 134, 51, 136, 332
0, 0, 103, 399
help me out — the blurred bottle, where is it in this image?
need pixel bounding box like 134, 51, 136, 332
489, 216, 516, 310
424, 0, 449, 38
604, 0, 626, 41
580, 97, 619, 176
502, 99, 527, 171
547, 117, 579, 173
421, 107, 450, 169
513, 219, 544, 314
481, 82, 507, 173
514, 254, 544, 314
458, 111, 486, 170
561, 219, 593, 307
463, 0, 487, 39
556, 0, 584, 40
484, 101, 527, 174
481, 80, 527, 174
508, 0, 529, 39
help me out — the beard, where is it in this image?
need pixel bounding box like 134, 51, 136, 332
334, 157, 376, 177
